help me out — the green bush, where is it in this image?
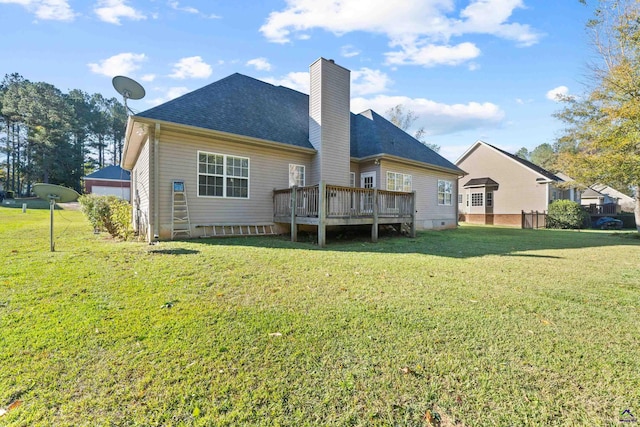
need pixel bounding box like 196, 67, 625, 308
78, 194, 133, 240
547, 200, 590, 229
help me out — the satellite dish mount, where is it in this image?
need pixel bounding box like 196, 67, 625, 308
112, 75, 146, 115
33, 184, 80, 252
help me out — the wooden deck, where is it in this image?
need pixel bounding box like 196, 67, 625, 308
273, 182, 416, 246
582, 203, 619, 216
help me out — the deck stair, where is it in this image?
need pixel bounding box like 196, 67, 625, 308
195, 223, 276, 238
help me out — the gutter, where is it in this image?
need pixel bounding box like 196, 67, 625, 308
153, 123, 160, 241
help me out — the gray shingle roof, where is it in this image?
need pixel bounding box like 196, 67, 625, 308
137, 73, 313, 149
463, 177, 498, 187
351, 110, 463, 173
136, 73, 462, 173
84, 165, 130, 181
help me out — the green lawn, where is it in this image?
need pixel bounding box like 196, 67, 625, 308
1, 206, 639, 426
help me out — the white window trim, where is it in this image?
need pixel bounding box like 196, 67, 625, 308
386, 171, 412, 192
289, 164, 305, 187
349, 172, 356, 188
471, 192, 483, 207
197, 150, 250, 199
438, 179, 453, 206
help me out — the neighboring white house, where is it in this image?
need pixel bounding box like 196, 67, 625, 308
122, 58, 465, 244
83, 165, 131, 201
584, 184, 635, 213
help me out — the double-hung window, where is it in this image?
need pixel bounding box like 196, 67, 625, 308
438, 180, 453, 205
289, 164, 305, 187
386, 172, 412, 192
198, 151, 249, 198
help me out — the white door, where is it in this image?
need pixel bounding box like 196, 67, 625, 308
360, 172, 376, 212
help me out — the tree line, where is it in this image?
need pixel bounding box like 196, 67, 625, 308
0, 73, 127, 196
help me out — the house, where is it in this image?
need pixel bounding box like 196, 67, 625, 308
122, 58, 465, 244
83, 165, 131, 201
583, 184, 635, 213
455, 140, 579, 226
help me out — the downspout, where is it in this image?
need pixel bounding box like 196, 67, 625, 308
545, 182, 550, 211
153, 123, 160, 240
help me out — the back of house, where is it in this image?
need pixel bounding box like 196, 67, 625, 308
122, 58, 464, 242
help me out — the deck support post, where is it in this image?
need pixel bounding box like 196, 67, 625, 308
318, 181, 326, 247
290, 186, 297, 242
372, 188, 378, 242
410, 191, 417, 238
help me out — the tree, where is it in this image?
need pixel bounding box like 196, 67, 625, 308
530, 143, 558, 171
385, 104, 441, 153
555, 0, 640, 232
515, 147, 530, 160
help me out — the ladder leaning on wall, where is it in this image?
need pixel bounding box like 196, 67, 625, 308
171, 180, 191, 239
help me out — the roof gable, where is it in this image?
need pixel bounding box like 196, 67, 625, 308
137, 73, 313, 150
133, 73, 462, 173
350, 110, 463, 173
457, 140, 562, 182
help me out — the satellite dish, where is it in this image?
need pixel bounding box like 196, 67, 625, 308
112, 75, 146, 114
33, 183, 80, 252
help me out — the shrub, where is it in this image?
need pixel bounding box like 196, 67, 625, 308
78, 194, 133, 240
547, 200, 590, 229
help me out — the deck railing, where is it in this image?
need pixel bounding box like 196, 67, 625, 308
582, 203, 618, 215
274, 182, 415, 247
274, 184, 414, 219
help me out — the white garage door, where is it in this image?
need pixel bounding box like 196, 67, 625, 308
92, 186, 131, 201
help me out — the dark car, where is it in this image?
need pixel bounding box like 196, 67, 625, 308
595, 216, 623, 230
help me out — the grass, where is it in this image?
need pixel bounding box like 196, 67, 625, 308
1, 206, 639, 426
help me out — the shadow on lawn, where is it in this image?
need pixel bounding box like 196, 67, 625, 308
148, 248, 200, 255
180, 226, 640, 259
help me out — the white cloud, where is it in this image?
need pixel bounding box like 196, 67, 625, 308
546, 85, 569, 101
385, 41, 481, 67
246, 57, 272, 71
148, 86, 190, 106
341, 44, 361, 58
168, 1, 220, 18
169, 56, 212, 79
352, 94, 505, 136
87, 52, 147, 77
261, 72, 310, 94
261, 67, 392, 96
260, 0, 543, 67
140, 74, 156, 82
351, 68, 392, 96
0, 0, 76, 21
94, 0, 146, 25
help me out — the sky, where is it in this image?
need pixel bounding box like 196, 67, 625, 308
0, 0, 598, 163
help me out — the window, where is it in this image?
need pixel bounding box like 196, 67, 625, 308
387, 172, 412, 192
349, 172, 356, 188
438, 180, 453, 205
486, 192, 493, 207
289, 164, 305, 187
471, 193, 483, 206
198, 151, 249, 198
458, 194, 463, 204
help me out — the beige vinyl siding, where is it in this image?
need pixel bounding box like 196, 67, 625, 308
379, 159, 458, 229
131, 137, 151, 240
155, 130, 312, 238
309, 58, 351, 187
457, 143, 549, 215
